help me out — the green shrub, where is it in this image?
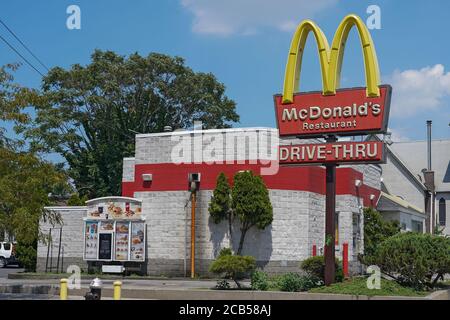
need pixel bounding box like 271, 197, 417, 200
209, 253, 256, 289
301, 256, 344, 282
250, 270, 269, 291
372, 232, 450, 290
361, 207, 400, 263
218, 247, 233, 257
277, 273, 320, 292
15, 243, 36, 272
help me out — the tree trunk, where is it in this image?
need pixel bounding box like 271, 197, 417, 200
228, 215, 233, 249
237, 226, 249, 255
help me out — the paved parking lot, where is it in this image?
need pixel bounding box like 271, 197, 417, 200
0, 266, 24, 279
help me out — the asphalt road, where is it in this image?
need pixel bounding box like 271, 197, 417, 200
0, 266, 24, 279
0, 293, 55, 300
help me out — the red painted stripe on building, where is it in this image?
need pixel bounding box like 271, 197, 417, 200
121, 162, 379, 206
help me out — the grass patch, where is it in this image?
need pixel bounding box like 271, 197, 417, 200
309, 277, 428, 297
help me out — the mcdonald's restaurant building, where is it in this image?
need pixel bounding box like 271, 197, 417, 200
36, 14, 405, 277
37, 127, 382, 276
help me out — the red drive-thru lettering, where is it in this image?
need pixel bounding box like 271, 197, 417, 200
279, 141, 385, 165
275, 86, 391, 138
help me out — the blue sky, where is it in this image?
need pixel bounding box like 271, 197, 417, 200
1, 0, 450, 147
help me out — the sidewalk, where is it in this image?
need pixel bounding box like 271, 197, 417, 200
1, 278, 449, 300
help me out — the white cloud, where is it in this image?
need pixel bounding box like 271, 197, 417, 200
181, 0, 338, 36
385, 64, 450, 117
388, 128, 410, 142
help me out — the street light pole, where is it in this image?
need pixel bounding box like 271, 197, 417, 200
190, 183, 197, 279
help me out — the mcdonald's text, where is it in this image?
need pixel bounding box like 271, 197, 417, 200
275, 86, 391, 137
279, 141, 384, 165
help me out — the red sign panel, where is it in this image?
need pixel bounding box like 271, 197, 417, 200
274, 85, 391, 138
279, 141, 385, 165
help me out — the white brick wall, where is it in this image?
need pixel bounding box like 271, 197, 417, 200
122, 158, 135, 182
135, 189, 361, 268
36, 207, 89, 272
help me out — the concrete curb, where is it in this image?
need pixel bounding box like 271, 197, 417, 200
0, 284, 59, 295
1, 284, 448, 300
7, 273, 217, 281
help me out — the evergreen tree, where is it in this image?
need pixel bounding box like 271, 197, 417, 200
209, 172, 233, 242
232, 171, 273, 255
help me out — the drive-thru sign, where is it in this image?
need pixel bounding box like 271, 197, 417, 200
274, 14, 391, 285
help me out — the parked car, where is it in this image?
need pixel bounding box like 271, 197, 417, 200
0, 242, 20, 268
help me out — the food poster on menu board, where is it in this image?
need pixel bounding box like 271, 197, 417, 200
99, 221, 114, 232
84, 221, 98, 259
115, 221, 130, 261
130, 222, 145, 261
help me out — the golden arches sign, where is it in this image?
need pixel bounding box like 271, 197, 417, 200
282, 14, 380, 104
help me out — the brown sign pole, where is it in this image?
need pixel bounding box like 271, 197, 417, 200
324, 135, 337, 286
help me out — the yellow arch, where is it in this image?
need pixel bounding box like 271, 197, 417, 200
328, 14, 380, 98
282, 20, 332, 104
282, 14, 381, 104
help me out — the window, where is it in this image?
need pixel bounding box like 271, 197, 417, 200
439, 198, 446, 226
411, 220, 423, 233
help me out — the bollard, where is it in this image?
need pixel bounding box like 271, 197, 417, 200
60, 278, 68, 300
343, 242, 349, 278
113, 281, 122, 300
312, 244, 317, 257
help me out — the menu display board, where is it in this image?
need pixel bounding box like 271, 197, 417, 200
88, 201, 142, 219
130, 222, 145, 261
115, 222, 130, 261
98, 234, 112, 260
84, 221, 98, 259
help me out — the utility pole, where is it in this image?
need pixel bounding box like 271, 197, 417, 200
190, 183, 197, 279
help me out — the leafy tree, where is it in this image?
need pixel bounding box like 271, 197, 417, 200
0, 147, 69, 271
209, 248, 256, 289
371, 232, 450, 290
67, 193, 89, 206
0, 64, 70, 270
209, 172, 233, 242
231, 171, 273, 255
23, 50, 239, 197
0, 63, 36, 147
360, 207, 400, 263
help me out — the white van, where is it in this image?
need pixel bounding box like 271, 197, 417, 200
0, 242, 20, 268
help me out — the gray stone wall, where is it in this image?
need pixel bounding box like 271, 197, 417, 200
135, 189, 361, 276
134, 128, 278, 165
37, 207, 88, 273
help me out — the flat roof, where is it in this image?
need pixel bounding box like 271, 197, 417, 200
135, 127, 277, 138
